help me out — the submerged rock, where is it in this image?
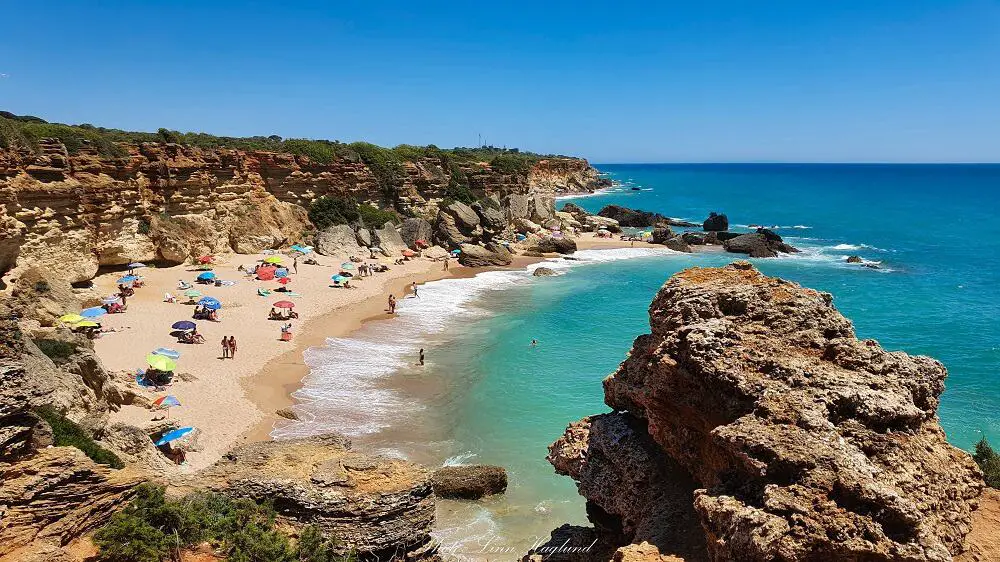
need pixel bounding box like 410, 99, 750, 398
546, 262, 985, 561
723, 228, 798, 258
847, 255, 863, 263
432, 465, 508, 499
533, 267, 557, 277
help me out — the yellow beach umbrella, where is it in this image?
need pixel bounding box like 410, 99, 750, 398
74, 320, 100, 328
640, 231, 653, 238
59, 314, 85, 324
146, 353, 177, 372
263, 256, 283, 264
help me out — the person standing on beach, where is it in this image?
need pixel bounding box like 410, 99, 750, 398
388, 294, 396, 314
221, 336, 230, 359
293, 257, 299, 274
228, 336, 237, 359
411, 281, 419, 298
443, 257, 449, 271
419, 348, 425, 365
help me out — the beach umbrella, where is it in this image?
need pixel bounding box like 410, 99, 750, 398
183, 289, 202, 298
197, 272, 216, 281
74, 320, 100, 328
331, 275, 347, 283
273, 300, 295, 309
450, 249, 461, 255
415, 239, 427, 247
152, 347, 181, 359
59, 313, 85, 324
198, 296, 221, 309
263, 256, 283, 264
146, 353, 177, 372
171, 320, 197, 331
275, 268, 289, 278
81, 307, 107, 318
198, 255, 214, 264
340, 262, 355, 270
153, 395, 181, 408
154, 427, 195, 446
127, 262, 146, 269
116, 274, 139, 284
277, 277, 291, 285
290, 244, 313, 254
640, 231, 652, 238
102, 295, 122, 305
402, 249, 415, 257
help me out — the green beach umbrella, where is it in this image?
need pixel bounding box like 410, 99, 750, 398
146, 353, 177, 372
183, 289, 202, 298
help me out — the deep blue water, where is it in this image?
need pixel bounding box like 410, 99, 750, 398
292, 164, 1000, 553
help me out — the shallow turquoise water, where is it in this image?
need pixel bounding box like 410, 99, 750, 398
287, 164, 1000, 553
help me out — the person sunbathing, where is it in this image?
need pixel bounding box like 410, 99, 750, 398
304, 258, 320, 265
178, 280, 193, 289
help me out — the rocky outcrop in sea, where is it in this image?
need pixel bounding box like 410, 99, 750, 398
543, 261, 988, 561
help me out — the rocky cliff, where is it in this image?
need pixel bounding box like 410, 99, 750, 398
0, 140, 602, 282
545, 262, 987, 561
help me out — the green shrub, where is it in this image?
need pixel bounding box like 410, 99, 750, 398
489, 153, 533, 175
94, 484, 351, 562
34, 338, 77, 364
137, 217, 151, 235
94, 511, 171, 562
282, 139, 337, 164
34, 406, 124, 468
357, 203, 398, 228
308, 197, 360, 230
974, 438, 1000, 489
33, 280, 50, 293
444, 184, 477, 205
349, 142, 405, 198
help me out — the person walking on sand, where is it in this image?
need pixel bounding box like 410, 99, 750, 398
388, 294, 397, 314
293, 256, 298, 274
411, 281, 419, 298
419, 348, 425, 366
443, 257, 449, 271
221, 336, 230, 359
228, 336, 237, 359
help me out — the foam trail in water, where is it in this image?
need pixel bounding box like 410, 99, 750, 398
271, 247, 680, 441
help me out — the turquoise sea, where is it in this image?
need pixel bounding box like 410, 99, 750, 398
277, 164, 1000, 556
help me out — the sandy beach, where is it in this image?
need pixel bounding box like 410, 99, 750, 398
91, 234, 633, 472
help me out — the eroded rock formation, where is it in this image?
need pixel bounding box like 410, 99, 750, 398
547, 262, 985, 561
0, 141, 602, 281
179, 434, 436, 560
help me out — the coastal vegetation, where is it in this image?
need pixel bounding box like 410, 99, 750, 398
974, 438, 1000, 488
94, 484, 354, 562
0, 111, 561, 176
308, 196, 399, 230
33, 338, 77, 364
33, 406, 124, 468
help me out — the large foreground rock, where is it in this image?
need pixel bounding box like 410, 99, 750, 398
458, 243, 513, 267
183, 434, 436, 560
315, 224, 364, 257
399, 217, 433, 249
432, 465, 508, 499
523, 234, 578, 254
547, 262, 984, 561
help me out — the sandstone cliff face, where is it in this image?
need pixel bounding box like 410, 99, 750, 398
0, 141, 601, 282
548, 262, 985, 562
529, 158, 608, 195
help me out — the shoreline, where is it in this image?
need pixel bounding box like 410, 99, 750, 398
242, 235, 636, 448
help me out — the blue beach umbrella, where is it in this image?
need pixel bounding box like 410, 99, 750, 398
171, 320, 197, 331
197, 272, 216, 281
331, 275, 347, 283
102, 295, 122, 305
451, 249, 461, 255
340, 262, 355, 270
198, 296, 222, 310
152, 347, 181, 359
81, 307, 107, 318
154, 427, 195, 446
117, 274, 139, 284
275, 268, 289, 278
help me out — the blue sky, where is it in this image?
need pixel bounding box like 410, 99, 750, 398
1, 1, 998, 162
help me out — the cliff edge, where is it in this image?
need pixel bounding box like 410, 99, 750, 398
545, 261, 987, 561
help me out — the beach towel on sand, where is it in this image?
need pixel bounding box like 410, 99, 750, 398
257, 288, 271, 296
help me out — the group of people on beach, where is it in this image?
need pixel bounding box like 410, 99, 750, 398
220, 335, 238, 359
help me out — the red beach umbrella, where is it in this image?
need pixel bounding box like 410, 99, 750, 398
402, 249, 415, 257
277, 277, 291, 285
273, 300, 295, 309
198, 255, 215, 264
